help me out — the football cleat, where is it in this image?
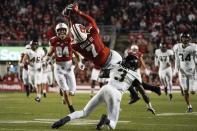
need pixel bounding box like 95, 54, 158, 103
51, 116, 70, 129
186, 107, 193, 113
35, 97, 41, 103
96, 114, 108, 130
147, 107, 156, 115
169, 94, 173, 101
43, 93, 47, 98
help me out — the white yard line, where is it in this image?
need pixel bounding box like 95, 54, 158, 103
156, 112, 197, 116
0, 119, 130, 125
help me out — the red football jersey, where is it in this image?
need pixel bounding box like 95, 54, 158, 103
49, 36, 72, 62
72, 11, 110, 67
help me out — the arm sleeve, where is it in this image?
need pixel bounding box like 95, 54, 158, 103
74, 10, 98, 30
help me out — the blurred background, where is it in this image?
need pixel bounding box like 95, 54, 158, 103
0, 0, 196, 91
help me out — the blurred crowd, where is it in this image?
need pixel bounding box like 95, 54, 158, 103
0, 0, 196, 86
0, 0, 196, 42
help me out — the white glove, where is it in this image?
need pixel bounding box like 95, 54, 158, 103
78, 62, 85, 70
66, 4, 74, 10
145, 68, 150, 75
62, 4, 73, 16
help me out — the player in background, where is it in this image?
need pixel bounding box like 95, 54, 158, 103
51, 55, 156, 130
125, 45, 161, 104
173, 32, 197, 112
62, 4, 122, 79
19, 44, 31, 97
46, 22, 84, 113
22, 40, 45, 102
155, 43, 174, 100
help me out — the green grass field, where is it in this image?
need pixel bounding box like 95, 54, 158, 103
0, 92, 197, 131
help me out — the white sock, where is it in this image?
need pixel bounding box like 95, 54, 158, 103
43, 90, 46, 93
37, 94, 41, 98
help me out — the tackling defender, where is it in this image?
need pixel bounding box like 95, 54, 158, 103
51, 55, 155, 130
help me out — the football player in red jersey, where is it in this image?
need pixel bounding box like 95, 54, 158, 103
62, 4, 122, 78
46, 23, 81, 113
126, 45, 161, 104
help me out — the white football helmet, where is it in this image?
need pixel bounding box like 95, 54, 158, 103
130, 44, 139, 52
70, 24, 88, 43
55, 23, 69, 39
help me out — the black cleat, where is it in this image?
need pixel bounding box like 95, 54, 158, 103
147, 107, 156, 115
51, 116, 70, 129
128, 97, 140, 104
169, 94, 173, 101
186, 107, 193, 113
35, 97, 41, 102
96, 114, 108, 130
43, 93, 47, 98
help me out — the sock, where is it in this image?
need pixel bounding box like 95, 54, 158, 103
43, 89, 46, 94
147, 102, 152, 108
37, 94, 41, 99
188, 105, 192, 108
68, 105, 75, 113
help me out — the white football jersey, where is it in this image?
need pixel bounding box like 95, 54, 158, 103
24, 49, 37, 70
34, 48, 46, 71
173, 43, 197, 74
24, 48, 45, 71
108, 64, 141, 92
155, 49, 173, 70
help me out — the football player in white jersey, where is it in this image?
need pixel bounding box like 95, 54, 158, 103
51, 55, 155, 130
173, 33, 197, 113
19, 44, 31, 97
155, 43, 174, 100
22, 41, 37, 90
22, 40, 45, 102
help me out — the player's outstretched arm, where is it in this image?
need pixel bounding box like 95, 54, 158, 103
65, 4, 98, 30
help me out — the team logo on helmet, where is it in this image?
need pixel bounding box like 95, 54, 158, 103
180, 32, 191, 44
55, 23, 69, 39
130, 45, 139, 52
70, 24, 88, 43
